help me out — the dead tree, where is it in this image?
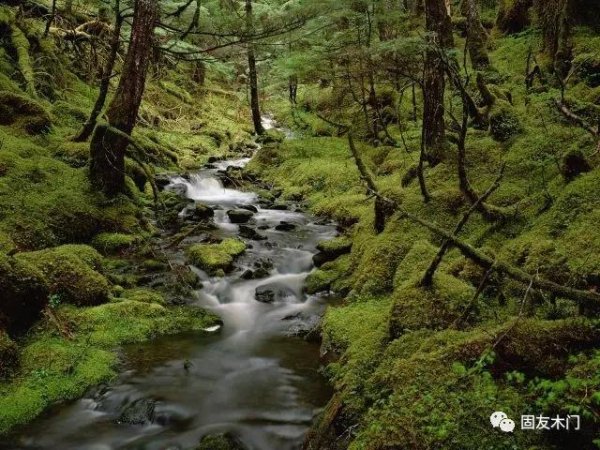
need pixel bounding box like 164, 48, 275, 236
420, 165, 505, 287
89, 0, 159, 196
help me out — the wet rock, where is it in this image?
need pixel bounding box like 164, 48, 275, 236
269, 203, 288, 211
238, 225, 267, 241
257, 225, 269, 230
192, 203, 215, 221
240, 265, 270, 280
154, 174, 173, 190
227, 209, 254, 224
255, 281, 298, 304
117, 397, 156, 425
207, 156, 224, 163
283, 312, 322, 341
204, 163, 218, 169
196, 432, 247, 450
166, 183, 188, 197
154, 405, 194, 427
237, 204, 258, 213
312, 237, 353, 268
275, 221, 296, 232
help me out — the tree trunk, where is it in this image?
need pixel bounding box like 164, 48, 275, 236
461, 0, 490, 70
553, 0, 574, 78
246, 0, 265, 135
73, 0, 122, 142
89, 0, 158, 196
495, 0, 533, 34
44, 0, 56, 37
422, 0, 454, 164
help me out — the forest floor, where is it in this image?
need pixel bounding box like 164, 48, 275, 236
247, 27, 600, 450
0, 27, 259, 432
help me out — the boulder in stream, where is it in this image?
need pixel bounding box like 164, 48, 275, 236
275, 221, 296, 232
117, 397, 156, 425
255, 281, 298, 304
227, 209, 254, 224
192, 203, 215, 221
196, 432, 247, 450
238, 225, 266, 241
312, 236, 353, 267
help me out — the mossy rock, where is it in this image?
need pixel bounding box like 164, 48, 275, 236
488, 100, 522, 141
392, 240, 438, 288
16, 245, 109, 307
92, 232, 139, 255
305, 269, 336, 294
0, 252, 48, 336
0, 90, 52, 134
560, 148, 591, 181
122, 288, 166, 306
256, 129, 285, 144
186, 239, 246, 275
196, 432, 247, 450
51, 141, 89, 168
0, 330, 19, 378
313, 236, 352, 267
389, 273, 475, 339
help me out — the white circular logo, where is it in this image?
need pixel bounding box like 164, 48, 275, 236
490, 411, 508, 428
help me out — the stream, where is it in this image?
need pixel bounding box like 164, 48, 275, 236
6, 118, 336, 450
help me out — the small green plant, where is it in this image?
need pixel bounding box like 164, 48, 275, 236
48, 293, 62, 310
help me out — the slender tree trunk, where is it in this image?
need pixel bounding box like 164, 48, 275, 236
246, 0, 265, 135
554, 0, 574, 78
44, 0, 56, 37
461, 0, 490, 70
89, 0, 158, 196
73, 0, 122, 142
422, 0, 454, 164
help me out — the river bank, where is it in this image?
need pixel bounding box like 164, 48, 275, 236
2, 117, 345, 450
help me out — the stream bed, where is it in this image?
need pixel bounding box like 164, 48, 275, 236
6, 121, 336, 450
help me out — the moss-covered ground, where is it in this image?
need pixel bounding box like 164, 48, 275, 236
0, 3, 253, 436
249, 22, 600, 450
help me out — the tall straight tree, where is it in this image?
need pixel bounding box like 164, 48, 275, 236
246, 0, 265, 135
89, 0, 159, 196
422, 0, 453, 164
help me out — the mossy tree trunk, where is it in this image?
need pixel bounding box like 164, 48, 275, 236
461, 0, 490, 70
89, 0, 158, 196
74, 0, 122, 142
422, 0, 454, 163
246, 0, 265, 135
495, 0, 533, 34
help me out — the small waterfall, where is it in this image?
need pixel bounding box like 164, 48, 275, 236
171, 173, 257, 205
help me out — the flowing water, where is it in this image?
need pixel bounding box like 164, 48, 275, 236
6, 119, 336, 450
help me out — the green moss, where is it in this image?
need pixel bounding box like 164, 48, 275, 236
51, 141, 89, 168
389, 273, 475, 338
306, 269, 335, 294
0, 90, 51, 134
92, 232, 139, 255
0, 331, 19, 378
122, 288, 166, 306
0, 300, 219, 435
186, 238, 246, 275
16, 245, 109, 307
0, 252, 48, 336
316, 236, 352, 254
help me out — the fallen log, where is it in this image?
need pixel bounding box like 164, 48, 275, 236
346, 130, 600, 307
